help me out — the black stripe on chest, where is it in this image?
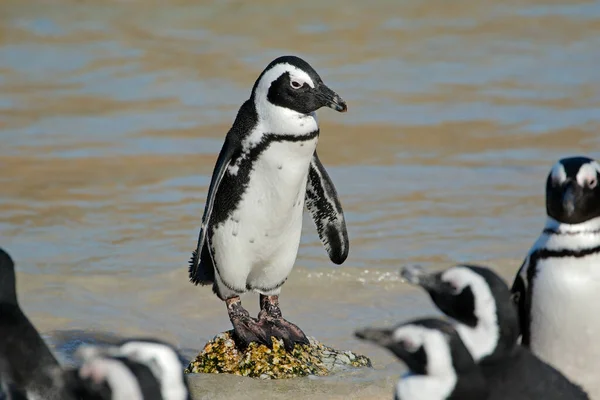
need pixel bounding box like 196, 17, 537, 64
543, 228, 600, 236
209, 130, 319, 229
523, 242, 600, 345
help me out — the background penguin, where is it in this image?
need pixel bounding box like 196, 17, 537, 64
401, 263, 588, 399
511, 156, 600, 398
356, 318, 489, 400
188, 55, 349, 350
59, 338, 190, 400
0, 247, 76, 400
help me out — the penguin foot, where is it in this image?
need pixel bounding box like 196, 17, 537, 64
258, 294, 310, 352
265, 317, 310, 352
226, 296, 273, 349
231, 315, 273, 350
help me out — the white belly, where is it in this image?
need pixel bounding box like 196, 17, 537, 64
530, 254, 600, 398
212, 138, 318, 292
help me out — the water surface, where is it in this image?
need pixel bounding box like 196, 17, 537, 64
1, 1, 600, 398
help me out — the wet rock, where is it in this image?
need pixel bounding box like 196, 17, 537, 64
185, 331, 372, 379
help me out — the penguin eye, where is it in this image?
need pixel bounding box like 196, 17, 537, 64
290, 80, 303, 89
588, 178, 597, 189
400, 338, 418, 352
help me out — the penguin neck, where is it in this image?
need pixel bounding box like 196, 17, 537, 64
455, 308, 500, 362
396, 372, 457, 400
251, 95, 319, 138
544, 215, 600, 234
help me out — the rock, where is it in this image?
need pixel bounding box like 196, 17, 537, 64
185, 331, 372, 379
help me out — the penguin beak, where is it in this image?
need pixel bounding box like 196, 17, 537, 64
316, 84, 347, 112
355, 327, 414, 365
355, 327, 394, 347
562, 181, 577, 216
400, 265, 446, 292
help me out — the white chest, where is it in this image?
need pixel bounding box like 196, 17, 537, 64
530, 254, 600, 395
242, 138, 317, 225
216, 137, 318, 259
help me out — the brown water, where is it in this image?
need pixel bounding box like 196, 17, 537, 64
1, 0, 600, 398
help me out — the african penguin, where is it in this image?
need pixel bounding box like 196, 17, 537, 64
59, 338, 190, 400
401, 263, 588, 399
0, 247, 76, 400
511, 156, 600, 398
356, 318, 489, 400
188, 55, 349, 350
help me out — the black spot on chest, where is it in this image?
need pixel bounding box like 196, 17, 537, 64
209, 130, 319, 230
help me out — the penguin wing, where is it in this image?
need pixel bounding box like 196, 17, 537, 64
305, 151, 349, 265
189, 135, 241, 284
510, 256, 531, 346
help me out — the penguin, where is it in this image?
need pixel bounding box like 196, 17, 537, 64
188, 55, 349, 351
59, 338, 190, 400
356, 318, 489, 400
511, 156, 600, 397
401, 263, 589, 399
0, 247, 76, 400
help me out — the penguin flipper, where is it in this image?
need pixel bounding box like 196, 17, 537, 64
189, 134, 241, 285
510, 256, 531, 346
305, 151, 349, 265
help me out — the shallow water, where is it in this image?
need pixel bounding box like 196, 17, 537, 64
1, 0, 600, 398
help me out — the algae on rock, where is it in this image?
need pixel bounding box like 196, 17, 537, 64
185, 331, 372, 379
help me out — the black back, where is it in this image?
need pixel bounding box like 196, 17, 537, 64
483, 349, 588, 400
0, 248, 74, 400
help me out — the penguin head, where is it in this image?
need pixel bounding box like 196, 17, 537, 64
251, 55, 347, 118
356, 318, 465, 376
116, 339, 189, 400
0, 247, 18, 305
63, 356, 143, 400
546, 156, 600, 224
356, 318, 485, 399
401, 264, 519, 361
75, 339, 190, 400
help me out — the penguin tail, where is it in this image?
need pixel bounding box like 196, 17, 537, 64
188, 246, 215, 286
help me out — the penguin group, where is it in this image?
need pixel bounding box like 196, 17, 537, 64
356, 156, 600, 399
2, 54, 599, 399
0, 248, 191, 400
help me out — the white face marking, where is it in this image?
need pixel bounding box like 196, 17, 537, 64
393, 325, 457, 400
252, 63, 319, 140
550, 161, 567, 185
76, 342, 188, 400
441, 267, 499, 361
393, 325, 454, 378
118, 341, 188, 400
79, 358, 144, 400
576, 161, 600, 188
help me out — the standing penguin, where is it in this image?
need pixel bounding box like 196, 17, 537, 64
511, 156, 600, 397
356, 318, 490, 400
0, 247, 76, 400
401, 263, 588, 399
188, 55, 349, 351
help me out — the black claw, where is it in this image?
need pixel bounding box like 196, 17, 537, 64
231, 316, 273, 350
259, 318, 309, 351
268, 320, 295, 352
